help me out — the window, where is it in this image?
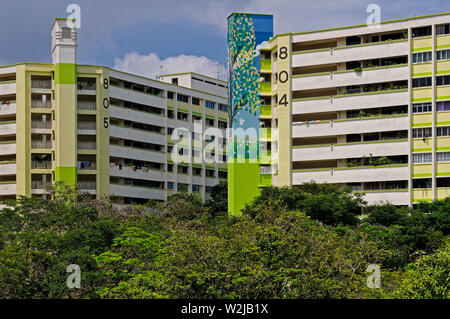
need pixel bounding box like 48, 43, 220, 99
412, 26, 432, 38
413, 127, 432, 138
177, 94, 188, 103
62, 27, 72, 39
412, 77, 432, 88
437, 49, 450, 61
171, 78, 178, 85
167, 182, 174, 190
205, 100, 215, 109
437, 101, 450, 112
192, 184, 201, 193
412, 51, 432, 63
205, 186, 213, 193
437, 24, 450, 35
218, 103, 228, 112
437, 126, 450, 137
192, 97, 200, 105
412, 102, 432, 113
437, 75, 450, 86
167, 91, 174, 99
177, 183, 188, 191
413, 178, 432, 188
413, 153, 432, 163
437, 152, 450, 162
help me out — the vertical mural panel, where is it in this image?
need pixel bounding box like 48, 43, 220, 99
227, 13, 273, 216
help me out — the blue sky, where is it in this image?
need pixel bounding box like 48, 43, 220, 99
1, 0, 449, 79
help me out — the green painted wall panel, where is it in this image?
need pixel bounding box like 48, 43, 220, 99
55, 63, 76, 84
55, 166, 77, 186
228, 162, 261, 216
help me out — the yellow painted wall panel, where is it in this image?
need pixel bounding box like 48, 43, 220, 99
412, 62, 432, 76
437, 137, 450, 150
413, 188, 432, 201
437, 162, 450, 175
437, 34, 450, 48
413, 138, 432, 151
412, 113, 432, 125
437, 86, 450, 99
412, 87, 432, 101
436, 112, 450, 124
437, 187, 450, 199
437, 60, 450, 74
413, 164, 432, 176
412, 37, 432, 50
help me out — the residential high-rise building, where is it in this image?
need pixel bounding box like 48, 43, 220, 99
0, 18, 228, 204
230, 12, 450, 208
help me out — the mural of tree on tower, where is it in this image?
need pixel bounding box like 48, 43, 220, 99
227, 14, 261, 160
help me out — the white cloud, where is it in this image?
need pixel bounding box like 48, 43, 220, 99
114, 52, 227, 80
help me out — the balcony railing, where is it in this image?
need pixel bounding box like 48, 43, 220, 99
31, 140, 52, 149
77, 161, 96, 170
31, 121, 52, 129
77, 101, 96, 110
31, 100, 52, 108
78, 181, 96, 190
77, 121, 96, 130
31, 80, 51, 89
31, 181, 51, 189
77, 141, 96, 150
31, 161, 51, 169
77, 82, 96, 91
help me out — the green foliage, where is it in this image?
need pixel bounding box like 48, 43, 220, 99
0, 183, 448, 299
387, 245, 450, 299
0, 194, 120, 298
205, 180, 228, 219
243, 183, 365, 226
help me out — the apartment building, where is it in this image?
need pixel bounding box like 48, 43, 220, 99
0, 18, 228, 204
255, 12, 450, 206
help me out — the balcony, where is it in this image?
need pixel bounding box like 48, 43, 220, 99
0, 101, 16, 115
292, 39, 408, 67
77, 161, 96, 170
292, 89, 408, 114
31, 181, 51, 190
31, 121, 52, 129
0, 121, 16, 135
0, 142, 15, 155
77, 121, 96, 130
110, 85, 165, 109
77, 81, 96, 91
109, 145, 165, 163
78, 181, 96, 190
292, 114, 408, 138
77, 141, 96, 150
110, 164, 165, 182
110, 105, 164, 127
0, 81, 16, 95
0, 162, 16, 175
292, 139, 409, 162
77, 100, 96, 111
292, 64, 408, 91
31, 79, 51, 89
292, 164, 409, 184
31, 161, 51, 169
110, 183, 165, 200
110, 125, 165, 145
0, 182, 16, 195
31, 140, 52, 149
359, 189, 410, 205
31, 100, 52, 109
